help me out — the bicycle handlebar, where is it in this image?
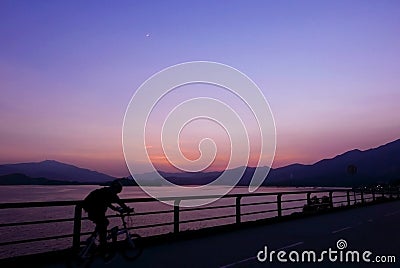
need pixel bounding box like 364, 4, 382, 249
115, 207, 134, 215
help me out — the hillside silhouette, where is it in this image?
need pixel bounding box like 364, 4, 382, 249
0, 160, 114, 183
141, 138, 400, 187
266, 138, 400, 186
0, 139, 399, 187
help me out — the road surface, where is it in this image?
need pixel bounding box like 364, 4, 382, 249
46, 200, 400, 267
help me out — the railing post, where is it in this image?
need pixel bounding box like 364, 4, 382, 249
346, 190, 350, 206
372, 190, 375, 202
174, 199, 181, 234
307, 192, 311, 205
360, 190, 364, 204
329, 191, 333, 209
72, 203, 82, 251
277, 194, 282, 218
236, 196, 242, 224
354, 191, 357, 205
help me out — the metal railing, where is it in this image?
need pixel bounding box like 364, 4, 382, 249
0, 188, 399, 257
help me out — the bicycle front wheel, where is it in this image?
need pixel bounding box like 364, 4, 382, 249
121, 233, 143, 260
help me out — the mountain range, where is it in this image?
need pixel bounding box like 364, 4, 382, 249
265, 138, 400, 186
133, 138, 400, 187
0, 160, 114, 184
0, 139, 399, 187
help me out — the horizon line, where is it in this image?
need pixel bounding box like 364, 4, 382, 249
0, 137, 398, 178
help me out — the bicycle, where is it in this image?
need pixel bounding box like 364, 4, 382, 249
70, 208, 143, 267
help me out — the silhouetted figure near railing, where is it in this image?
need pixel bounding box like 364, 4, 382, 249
303, 195, 331, 213
82, 180, 132, 259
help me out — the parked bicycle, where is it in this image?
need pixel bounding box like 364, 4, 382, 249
70, 207, 143, 267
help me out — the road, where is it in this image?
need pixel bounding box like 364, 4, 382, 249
48, 200, 400, 268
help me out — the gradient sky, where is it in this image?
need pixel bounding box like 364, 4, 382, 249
1, 1, 399, 177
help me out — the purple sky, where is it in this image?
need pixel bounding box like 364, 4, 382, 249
1, 1, 399, 176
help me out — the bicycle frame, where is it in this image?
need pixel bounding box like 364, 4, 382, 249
79, 211, 133, 258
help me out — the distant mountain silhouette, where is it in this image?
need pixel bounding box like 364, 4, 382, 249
152, 166, 270, 186
265, 139, 400, 187
0, 160, 115, 183
0, 173, 82, 185
132, 138, 400, 187
0, 139, 399, 186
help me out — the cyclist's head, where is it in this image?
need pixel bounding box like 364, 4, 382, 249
110, 180, 123, 193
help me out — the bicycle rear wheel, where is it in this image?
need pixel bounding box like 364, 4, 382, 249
121, 233, 143, 260
68, 237, 97, 268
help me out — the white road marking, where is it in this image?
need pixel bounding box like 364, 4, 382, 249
331, 226, 352, 234
384, 209, 400, 217
277, 241, 304, 250
219, 241, 304, 268
219, 256, 256, 268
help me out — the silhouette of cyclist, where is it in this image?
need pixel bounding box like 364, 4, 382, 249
82, 180, 132, 254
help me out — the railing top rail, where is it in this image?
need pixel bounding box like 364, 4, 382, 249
152, 188, 351, 202
0, 188, 351, 209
